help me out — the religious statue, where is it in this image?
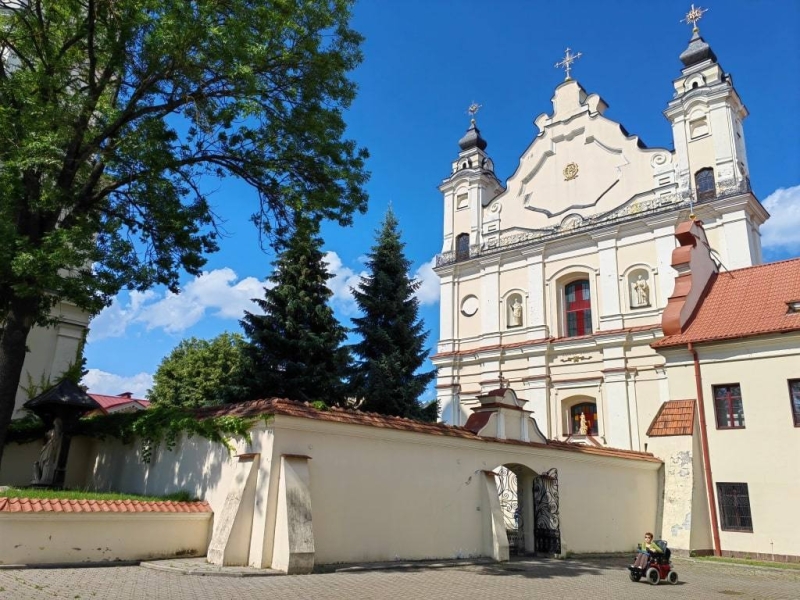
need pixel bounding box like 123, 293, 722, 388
33, 417, 63, 486
509, 298, 523, 327
579, 412, 589, 436
632, 275, 650, 307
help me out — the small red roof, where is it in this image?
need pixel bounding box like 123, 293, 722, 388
89, 393, 150, 411
654, 258, 800, 348
647, 400, 695, 437
0, 498, 210, 514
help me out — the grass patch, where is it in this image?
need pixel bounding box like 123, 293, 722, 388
0, 487, 198, 502
693, 556, 800, 571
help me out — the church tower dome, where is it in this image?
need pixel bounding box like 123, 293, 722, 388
458, 119, 488, 151
679, 29, 717, 67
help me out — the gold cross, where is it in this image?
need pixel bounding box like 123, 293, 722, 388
682, 4, 708, 33
554, 48, 582, 81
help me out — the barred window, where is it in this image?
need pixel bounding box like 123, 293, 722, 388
717, 483, 753, 532
790, 380, 800, 427
455, 233, 470, 262
713, 384, 745, 429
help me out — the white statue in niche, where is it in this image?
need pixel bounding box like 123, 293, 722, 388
631, 274, 650, 308
579, 412, 589, 435
509, 298, 523, 327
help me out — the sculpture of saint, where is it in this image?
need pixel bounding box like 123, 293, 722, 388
509, 298, 523, 327
632, 274, 650, 307
579, 412, 589, 435
33, 417, 63, 486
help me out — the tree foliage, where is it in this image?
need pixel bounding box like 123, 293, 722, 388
241, 219, 350, 405
350, 210, 437, 421
0, 0, 368, 467
148, 332, 249, 409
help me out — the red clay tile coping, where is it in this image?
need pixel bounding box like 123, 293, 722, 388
196, 398, 661, 464
432, 326, 661, 359
647, 400, 695, 437
0, 498, 211, 514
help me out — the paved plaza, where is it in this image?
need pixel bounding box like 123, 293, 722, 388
1, 556, 798, 599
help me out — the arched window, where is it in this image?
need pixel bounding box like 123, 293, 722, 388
695, 168, 716, 200
571, 402, 598, 435
565, 280, 592, 337
455, 233, 470, 262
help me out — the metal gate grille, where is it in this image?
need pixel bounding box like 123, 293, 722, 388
533, 468, 561, 555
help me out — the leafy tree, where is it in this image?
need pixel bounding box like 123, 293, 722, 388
350, 209, 437, 421
0, 1, 368, 466
148, 332, 248, 409
241, 219, 350, 405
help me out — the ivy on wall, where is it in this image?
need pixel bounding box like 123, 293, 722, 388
5, 407, 269, 464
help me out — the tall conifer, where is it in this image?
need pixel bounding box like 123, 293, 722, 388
350, 210, 437, 421
241, 221, 350, 405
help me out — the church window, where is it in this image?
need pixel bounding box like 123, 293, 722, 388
570, 402, 598, 436
695, 168, 716, 200
455, 233, 470, 262
716, 483, 753, 533
713, 384, 745, 429
565, 280, 592, 337
789, 380, 800, 427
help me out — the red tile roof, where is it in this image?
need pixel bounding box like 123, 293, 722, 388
89, 393, 150, 411
196, 398, 661, 463
0, 498, 210, 514
647, 400, 695, 437
653, 258, 800, 348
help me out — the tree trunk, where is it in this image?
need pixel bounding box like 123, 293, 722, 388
0, 304, 36, 472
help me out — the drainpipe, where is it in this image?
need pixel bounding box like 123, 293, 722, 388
689, 342, 722, 556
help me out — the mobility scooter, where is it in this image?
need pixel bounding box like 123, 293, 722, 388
628, 539, 678, 585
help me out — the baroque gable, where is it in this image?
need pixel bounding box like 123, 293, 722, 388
484, 80, 675, 236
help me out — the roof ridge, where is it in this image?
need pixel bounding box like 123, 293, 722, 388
719, 256, 800, 275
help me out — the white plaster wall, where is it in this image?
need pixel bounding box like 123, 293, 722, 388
268, 416, 660, 564
0, 513, 211, 565
661, 337, 800, 557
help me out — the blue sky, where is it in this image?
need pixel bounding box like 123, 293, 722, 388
82, 1, 800, 398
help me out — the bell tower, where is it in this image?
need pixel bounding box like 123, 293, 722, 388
664, 6, 766, 269
664, 8, 750, 195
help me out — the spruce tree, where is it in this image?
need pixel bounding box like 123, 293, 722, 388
350, 209, 437, 421
241, 221, 350, 405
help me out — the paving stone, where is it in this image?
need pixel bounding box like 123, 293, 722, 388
0, 556, 798, 599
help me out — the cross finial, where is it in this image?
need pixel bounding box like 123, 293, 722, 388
555, 48, 582, 81
467, 102, 482, 121
682, 4, 708, 33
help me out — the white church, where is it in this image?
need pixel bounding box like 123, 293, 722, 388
433, 11, 800, 561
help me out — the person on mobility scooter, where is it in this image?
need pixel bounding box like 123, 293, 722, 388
628, 532, 678, 585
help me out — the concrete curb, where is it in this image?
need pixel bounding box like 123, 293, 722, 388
0, 560, 141, 570
139, 560, 283, 577
675, 557, 800, 574
331, 558, 495, 573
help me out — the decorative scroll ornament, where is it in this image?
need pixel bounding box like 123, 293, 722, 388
559, 354, 592, 363
563, 162, 579, 181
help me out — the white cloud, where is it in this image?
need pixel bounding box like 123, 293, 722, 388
762, 185, 800, 252
82, 369, 154, 399
323, 251, 366, 314
413, 258, 440, 306
89, 268, 269, 340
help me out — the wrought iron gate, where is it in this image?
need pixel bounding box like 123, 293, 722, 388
533, 468, 561, 555
496, 467, 524, 554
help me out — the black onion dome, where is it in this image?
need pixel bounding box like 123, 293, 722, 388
458, 119, 488, 151
679, 30, 717, 67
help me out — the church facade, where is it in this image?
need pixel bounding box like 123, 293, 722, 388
432, 21, 798, 559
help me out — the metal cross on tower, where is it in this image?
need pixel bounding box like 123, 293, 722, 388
554, 48, 582, 81
682, 4, 708, 33
467, 102, 482, 119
